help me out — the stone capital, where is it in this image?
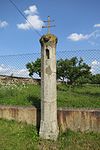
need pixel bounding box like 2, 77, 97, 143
40, 34, 58, 47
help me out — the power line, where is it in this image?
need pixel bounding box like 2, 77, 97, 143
8, 0, 42, 37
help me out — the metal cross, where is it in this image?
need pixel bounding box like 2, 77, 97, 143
42, 16, 55, 34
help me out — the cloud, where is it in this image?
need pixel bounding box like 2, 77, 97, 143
0, 20, 8, 28
67, 30, 100, 42
91, 60, 100, 74
17, 5, 44, 30
0, 64, 11, 73
17, 15, 44, 30
13, 69, 29, 77
94, 24, 100, 28
0, 64, 29, 77
91, 60, 100, 66
67, 33, 89, 41
24, 5, 38, 15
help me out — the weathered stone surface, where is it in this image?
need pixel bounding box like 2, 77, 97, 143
39, 33, 59, 140
0, 105, 37, 125
57, 108, 100, 133
0, 106, 100, 133
45, 66, 52, 75
0, 75, 40, 85
40, 34, 58, 47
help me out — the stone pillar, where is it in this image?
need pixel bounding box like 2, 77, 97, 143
39, 34, 59, 140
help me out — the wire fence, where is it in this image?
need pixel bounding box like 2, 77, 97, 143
0, 49, 100, 78
57, 49, 100, 76
0, 49, 100, 108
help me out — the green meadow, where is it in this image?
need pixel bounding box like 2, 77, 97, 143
0, 119, 100, 150
0, 83, 100, 108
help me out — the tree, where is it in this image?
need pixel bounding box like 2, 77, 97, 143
67, 57, 91, 85
57, 59, 68, 83
26, 58, 41, 78
91, 74, 100, 84
26, 57, 91, 86
57, 57, 91, 86
76, 76, 91, 86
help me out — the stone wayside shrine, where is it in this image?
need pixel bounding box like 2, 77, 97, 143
39, 16, 59, 140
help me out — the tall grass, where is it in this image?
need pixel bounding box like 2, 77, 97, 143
0, 83, 100, 108
57, 84, 100, 108
0, 119, 100, 150
0, 84, 40, 106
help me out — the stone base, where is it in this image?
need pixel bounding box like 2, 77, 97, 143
39, 120, 59, 140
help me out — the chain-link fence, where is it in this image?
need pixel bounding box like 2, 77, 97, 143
0, 49, 100, 108
0, 52, 40, 78
0, 49, 100, 77
57, 49, 100, 73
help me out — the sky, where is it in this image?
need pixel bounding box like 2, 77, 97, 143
0, 0, 100, 77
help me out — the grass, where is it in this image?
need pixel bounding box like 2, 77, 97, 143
0, 119, 100, 150
0, 119, 38, 150
57, 84, 100, 108
0, 83, 100, 108
0, 84, 40, 107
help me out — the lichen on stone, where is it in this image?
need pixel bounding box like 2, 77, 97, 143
40, 34, 58, 46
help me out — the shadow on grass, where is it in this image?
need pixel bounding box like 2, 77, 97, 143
27, 95, 41, 108
27, 95, 41, 132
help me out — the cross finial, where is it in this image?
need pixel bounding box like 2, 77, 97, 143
42, 16, 55, 34
47, 16, 50, 34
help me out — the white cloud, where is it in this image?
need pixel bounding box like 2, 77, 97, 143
17, 23, 30, 30
67, 33, 89, 41
17, 5, 44, 30
91, 60, 100, 74
0, 64, 10, 73
0, 20, 8, 28
13, 69, 29, 77
17, 15, 44, 30
67, 30, 100, 42
94, 24, 100, 28
0, 64, 29, 77
24, 5, 38, 15
91, 60, 100, 65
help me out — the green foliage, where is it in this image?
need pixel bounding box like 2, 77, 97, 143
91, 74, 100, 84
57, 58, 68, 83
58, 129, 100, 150
57, 84, 100, 108
0, 84, 40, 106
76, 76, 91, 86
26, 57, 91, 86
0, 119, 39, 150
0, 84, 100, 108
57, 57, 91, 86
0, 119, 100, 150
26, 58, 100, 86
26, 58, 41, 78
